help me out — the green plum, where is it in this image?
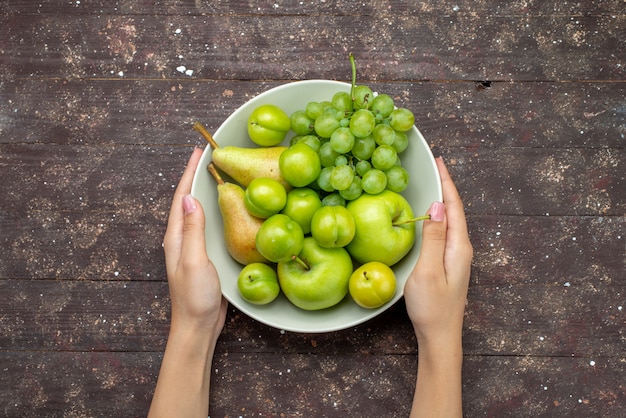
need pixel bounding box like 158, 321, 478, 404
349, 261, 396, 309
237, 263, 280, 305
255, 214, 304, 263
244, 177, 287, 219
279, 142, 321, 187
247, 104, 291, 146
280, 188, 323, 235
310, 205, 356, 248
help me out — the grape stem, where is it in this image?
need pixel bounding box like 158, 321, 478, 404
292, 255, 310, 271
193, 121, 219, 149
349, 53, 357, 112
393, 214, 431, 226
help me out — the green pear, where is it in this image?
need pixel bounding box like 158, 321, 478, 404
213, 145, 289, 189
207, 163, 268, 265
194, 121, 290, 189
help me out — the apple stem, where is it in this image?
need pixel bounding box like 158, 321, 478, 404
193, 121, 219, 149
393, 214, 431, 226
207, 162, 225, 185
292, 255, 310, 271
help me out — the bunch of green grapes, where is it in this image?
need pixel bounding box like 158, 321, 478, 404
288, 85, 414, 205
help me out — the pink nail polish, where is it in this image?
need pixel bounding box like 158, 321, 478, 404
183, 194, 197, 215
430, 201, 445, 222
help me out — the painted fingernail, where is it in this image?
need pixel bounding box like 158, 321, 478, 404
429, 201, 445, 222
183, 194, 197, 215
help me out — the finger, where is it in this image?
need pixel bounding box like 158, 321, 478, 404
180, 194, 209, 272
435, 157, 469, 240
414, 201, 447, 279
163, 148, 205, 265
436, 158, 473, 283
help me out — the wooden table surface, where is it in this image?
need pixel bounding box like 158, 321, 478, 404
1, 1, 624, 417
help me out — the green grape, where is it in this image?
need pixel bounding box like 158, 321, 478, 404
330, 165, 354, 191
290, 110, 314, 135
332, 91, 352, 115
371, 144, 398, 171
318, 141, 340, 167
372, 123, 396, 146
315, 113, 341, 138
339, 176, 362, 200
315, 101, 333, 118
268, 70, 416, 207
361, 168, 387, 195
370, 93, 395, 118
391, 130, 409, 153
334, 155, 348, 166
353, 85, 374, 110
330, 127, 355, 154
324, 106, 343, 120
292, 134, 321, 152
317, 166, 335, 192
349, 109, 376, 138
351, 135, 376, 160
305, 101, 324, 120
355, 159, 371, 177
389, 107, 415, 132
385, 166, 409, 193
322, 193, 346, 207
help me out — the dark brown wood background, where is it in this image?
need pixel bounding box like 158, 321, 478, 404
1, 1, 624, 417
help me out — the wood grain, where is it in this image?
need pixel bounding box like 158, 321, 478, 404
0, 351, 623, 417
2, 80, 624, 148
2, 11, 624, 81
0, 0, 624, 416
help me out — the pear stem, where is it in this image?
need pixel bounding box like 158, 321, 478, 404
207, 162, 225, 185
193, 121, 219, 149
393, 214, 431, 226
292, 255, 310, 271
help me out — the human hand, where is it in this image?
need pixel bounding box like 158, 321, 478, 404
404, 157, 473, 347
404, 157, 472, 418
162, 147, 228, 338
150, 147, 228, 418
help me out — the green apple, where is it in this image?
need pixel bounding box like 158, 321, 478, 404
346, 190, 415, 266
310, 205, 355, 248
247, 104, 291, 146
280, 188, 323, 234
277, 237, 353, 310
256, 214, 304, 263
244, 177, 287, 219
349, 261, 396, 309
237, 263, 280, 305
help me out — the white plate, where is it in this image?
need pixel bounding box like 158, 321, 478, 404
191, 79, 442, 333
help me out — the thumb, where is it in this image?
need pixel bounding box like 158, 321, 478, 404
416, 201, 447, 273
180, 194, 208, 266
